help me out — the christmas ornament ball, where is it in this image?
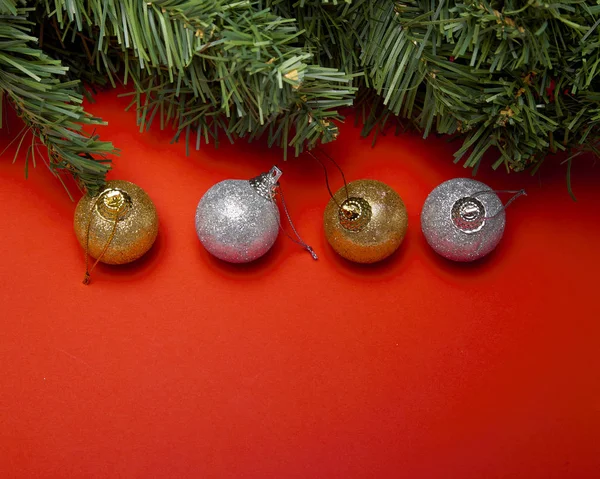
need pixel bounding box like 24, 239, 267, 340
324, 179, 408, 263
74, 180, 159, 264
195, 169, 281, 263
421, 178, 505, 262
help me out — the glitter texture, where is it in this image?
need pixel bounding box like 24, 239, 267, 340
74, 180, 159, 264
421, 178, 505, 262
323, 179, 408, 263
195, 178, 280, 263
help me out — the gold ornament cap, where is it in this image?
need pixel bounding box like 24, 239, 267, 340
324, 179, 408, 263
74, 180, 159, 266
338, 197, 372, 232
95, 188, 133, 221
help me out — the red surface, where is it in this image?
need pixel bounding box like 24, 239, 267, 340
1, 91, 600, 478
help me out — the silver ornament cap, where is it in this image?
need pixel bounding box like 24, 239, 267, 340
195, 167, 281, 263
421, 178, 505, 262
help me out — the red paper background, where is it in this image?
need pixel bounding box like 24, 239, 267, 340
1, 91, 600, 478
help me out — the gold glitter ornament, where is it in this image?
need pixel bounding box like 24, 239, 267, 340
323, 179, 408, 263
74, 180, 158, 282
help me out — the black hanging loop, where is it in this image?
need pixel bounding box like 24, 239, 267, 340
306, 149, 350, 208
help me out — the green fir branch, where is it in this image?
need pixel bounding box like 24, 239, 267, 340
2, 0, 600, 193
357, 0, 600, 175
42, 0, 356, 159
0, 5, 114, 194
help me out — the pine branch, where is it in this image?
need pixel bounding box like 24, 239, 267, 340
0, 0, 19, 15
42, 0, 356, 158
357, 0, 600, 173
0, 5, 114, 194
4, 0, 600, 193
264, 0, 364, 73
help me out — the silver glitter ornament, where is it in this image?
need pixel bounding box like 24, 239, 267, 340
195, 167, 282, 263
421, 178, 507, 262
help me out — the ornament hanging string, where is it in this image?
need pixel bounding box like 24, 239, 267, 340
471, 189, 527, 219
306, 149, 350, 209
248, 166, 316, 261
272, 186, 318, 260
82, 195, 124, 285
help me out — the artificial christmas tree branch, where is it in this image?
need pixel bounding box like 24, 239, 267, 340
0, 2, 114, 194
43, 0, 356, 155
1, 0, 600, 196
357, 0, 600, 189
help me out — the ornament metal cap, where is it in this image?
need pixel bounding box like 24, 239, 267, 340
338, 197, 372, 232
249, 166, 282, 200
451, 196, 486, 233
95, 188, 132, 221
